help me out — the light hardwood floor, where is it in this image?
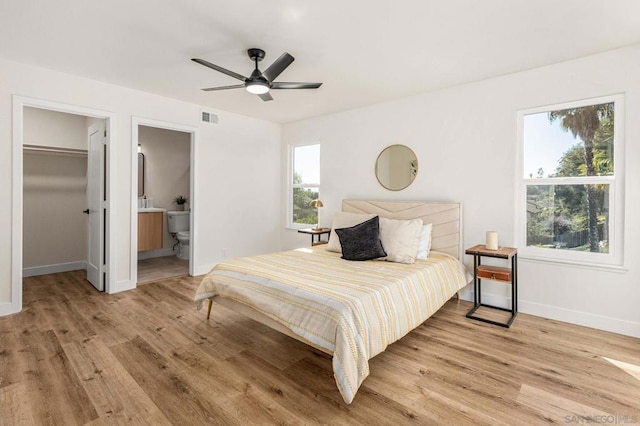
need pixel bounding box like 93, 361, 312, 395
137, 256, 189, 284
1, 271, 639, 425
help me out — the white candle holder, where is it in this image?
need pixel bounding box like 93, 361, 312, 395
486, 231, 498, 250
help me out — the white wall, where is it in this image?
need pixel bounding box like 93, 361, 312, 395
282, 45, 640, 337
23, 107, 87, 150
1, 57, 282, 313
22, 107, 89, 274
23, 151, 87, 271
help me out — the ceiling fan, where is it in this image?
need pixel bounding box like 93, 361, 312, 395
191, 48, 322, 101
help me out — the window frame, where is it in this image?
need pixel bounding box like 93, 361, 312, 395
515, 94, 625, 269
286, 143, 320, 229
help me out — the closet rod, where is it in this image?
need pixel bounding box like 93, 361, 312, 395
23, 144, 88, 156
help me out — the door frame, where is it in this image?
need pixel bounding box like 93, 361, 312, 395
10, 96, 116, 314
131, 117, 197, 285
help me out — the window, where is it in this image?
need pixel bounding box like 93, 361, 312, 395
288, 144, 320, 228
516, 95, 624, 267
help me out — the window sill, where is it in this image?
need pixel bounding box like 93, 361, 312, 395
285, 225, 317, 231
519, 255, 628, 274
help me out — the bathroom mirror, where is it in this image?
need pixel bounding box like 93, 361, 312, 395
138, 153, 145, 197
375, 144, 418, 191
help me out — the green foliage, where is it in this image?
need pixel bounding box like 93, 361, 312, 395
548, 103, 614, 148
527, 103, 613, 253
292, 171, 318, 224
173, 195, 187, 205
592, 116, 614, 175
552, 117, 614, 179
293, 187, 318, 224
552, 144, 585, 177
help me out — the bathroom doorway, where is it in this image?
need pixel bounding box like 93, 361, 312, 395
131, 118, 196, 285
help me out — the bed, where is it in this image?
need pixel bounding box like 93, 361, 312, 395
194, 200, 469, 403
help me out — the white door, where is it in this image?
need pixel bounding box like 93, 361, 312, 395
86, 122, 106, 291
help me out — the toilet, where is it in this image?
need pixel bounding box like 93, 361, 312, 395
167, 211, 190, 260
176, 231, 190, 260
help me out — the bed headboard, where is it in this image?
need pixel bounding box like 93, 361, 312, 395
342, 200, 463, 260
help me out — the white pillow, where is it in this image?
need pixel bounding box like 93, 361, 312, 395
416, 223, 433, 260
327, 212, 376, 253
378, 217, 423, 264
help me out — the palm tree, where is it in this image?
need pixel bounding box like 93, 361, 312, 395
548, 103, 614, 252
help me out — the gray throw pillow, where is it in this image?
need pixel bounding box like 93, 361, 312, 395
335, 216, 387, 261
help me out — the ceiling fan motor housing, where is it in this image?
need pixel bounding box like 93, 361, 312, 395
247, 48, 266, 62
249, 68, 266, 80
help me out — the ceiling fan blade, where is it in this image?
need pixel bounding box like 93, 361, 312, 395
262, 52, 294, 82
258, 92, 274, 102
271, 82, 322, 89
201, 84, 245, 91
191, 58, 247, 82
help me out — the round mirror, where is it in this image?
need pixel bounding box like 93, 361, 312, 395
375, 144, 418, 191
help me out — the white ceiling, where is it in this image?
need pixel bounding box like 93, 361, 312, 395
2, 0, 640, 123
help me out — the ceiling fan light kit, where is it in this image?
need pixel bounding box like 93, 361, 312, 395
192, 48, 322, 102
246, 80, 270, 94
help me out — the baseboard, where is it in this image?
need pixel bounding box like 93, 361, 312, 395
519, 300, 640, 338
458, 286, 473, 302
461, 289, 640, 338
23, 261, 87, 277
458, 286, 511, 309
137, 248, 176, 260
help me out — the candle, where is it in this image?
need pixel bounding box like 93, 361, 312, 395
486, 231, 498, 250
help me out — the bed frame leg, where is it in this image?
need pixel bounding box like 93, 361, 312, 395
206, 299, 213, 320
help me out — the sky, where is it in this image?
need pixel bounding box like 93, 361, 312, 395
294, 144, 320, 183
523, 112, 582, 179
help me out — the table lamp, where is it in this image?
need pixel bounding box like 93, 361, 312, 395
309, 199, 323, 230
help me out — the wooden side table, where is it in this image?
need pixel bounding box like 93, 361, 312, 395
465, 244, 518, 328
298, 228, 331, 246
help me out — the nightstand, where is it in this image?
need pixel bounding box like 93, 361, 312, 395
465, 244, 518, 328
298, 228, 331, 246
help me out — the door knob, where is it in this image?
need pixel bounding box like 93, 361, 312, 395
83, 209, 90, 214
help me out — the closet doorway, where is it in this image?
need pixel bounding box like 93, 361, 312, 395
131, 118, 196, 285
11, 97, 115, 314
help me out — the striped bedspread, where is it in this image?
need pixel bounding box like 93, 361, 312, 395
194, 247, 469, 404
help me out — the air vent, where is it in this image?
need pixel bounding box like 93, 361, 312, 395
201, 111, 219, 124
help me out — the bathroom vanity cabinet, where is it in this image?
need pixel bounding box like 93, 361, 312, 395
138, 212, 163, 252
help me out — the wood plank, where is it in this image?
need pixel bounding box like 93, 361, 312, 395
228, 350, 365, 425
0, 382, 37, 426
283, 354, 430, 425
16, 327, 99, 425
43, 292, 97, 344
110, 336, 236, 425
4, 270, 638, 425
137, 256, 189, 284
0, 323, 24, 389
465, 244, 517, 259
62, 336, 172, 425
409, 315, 640, 413
516, 384, 610, 421
169, 346, 310, 425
